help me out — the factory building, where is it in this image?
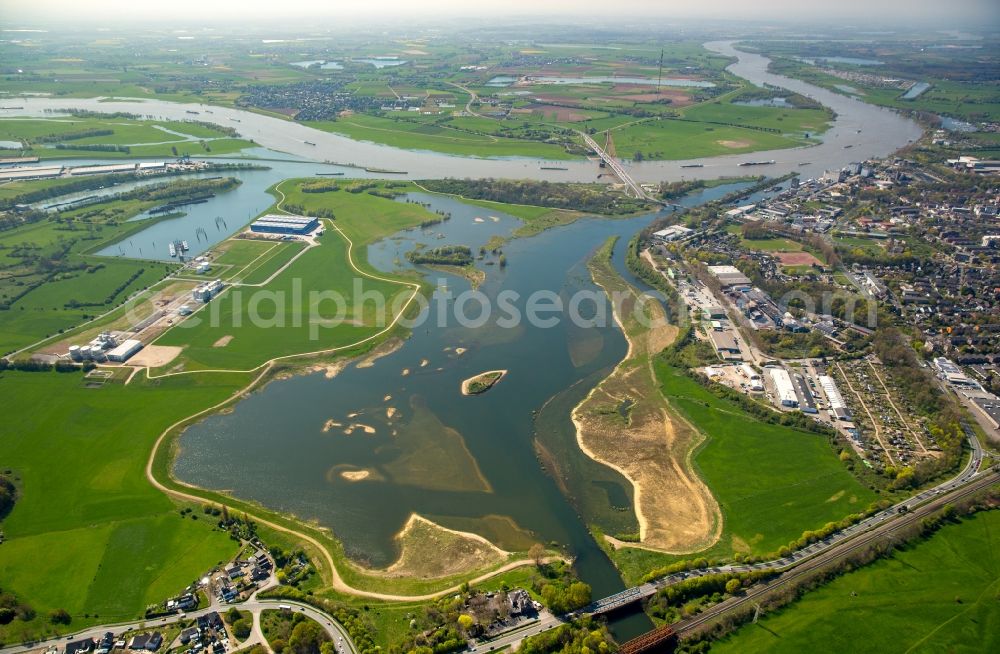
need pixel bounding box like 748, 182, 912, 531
106, 339, 143, 363
651, 225, 693, 242
249, 214, 319, 235
69, 163, 138, 176
818, 375, 852, 421
0, 165, 64, 181
740, 363, 763, 391
193, 279, 224, 302
768, 367, 799, 407
707, 265, 752, 288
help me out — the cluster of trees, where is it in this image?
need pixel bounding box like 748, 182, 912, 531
0, 358, 95, 373
263, 587, 378, 654
0, 590, 35, 626
261, 609, 334, 654
54, 144, 130, 153
658, 179, 707, 200
0, 473, 17, 521
518, 617, 616, 654
406, 245, 473, 266
32, 128, 114, 144
384, 589, 467, 654
345, 181, 378, 194
420, 179, 650, 216
645, 570, 776, 623
530, 561, 592, 614
301, 181, 340, 193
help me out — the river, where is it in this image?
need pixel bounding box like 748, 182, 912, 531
170, 181, 752, 639
21, 41, 922, 639
4, 42, 920, 185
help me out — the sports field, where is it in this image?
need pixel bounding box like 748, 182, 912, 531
711, 510, 1000, 653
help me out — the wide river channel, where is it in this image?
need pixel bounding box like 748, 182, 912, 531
7, 42, 920, 184
17, 42, 921, 639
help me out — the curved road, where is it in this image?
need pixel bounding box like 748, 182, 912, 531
4, 43, 920, 184
0, 597, 357, 654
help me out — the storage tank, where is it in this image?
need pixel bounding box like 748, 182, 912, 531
69, 345, 82, 361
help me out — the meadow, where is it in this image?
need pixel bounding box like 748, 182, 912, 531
152, 181, 434, 370
611, 361, 877, 583
710, 510, 1000, 653
0, 117, 254, 160
308, 114, 577, 159
0, 369, 248, 641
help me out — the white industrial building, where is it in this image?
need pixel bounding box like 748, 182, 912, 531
740, 363, 763, 391
818, 375, 852, 421
768, 367, 798, 407
652, 225, 694, 242
707, 265, 752, 288
106, 339, 143, 362
0, 165, 63, 181
193, 279, 224, 302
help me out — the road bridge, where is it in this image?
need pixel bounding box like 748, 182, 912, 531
579, 130, 652, 201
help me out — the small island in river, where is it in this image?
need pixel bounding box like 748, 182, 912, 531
461, 370, 507, 396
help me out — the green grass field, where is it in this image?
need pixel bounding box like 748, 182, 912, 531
153, 182, 434, 370
612, 362, 876, 583
0, 117, 254, 160
154, 228, 410, 370
307, 115, 577, 159
0, 369, 247, 640
711, 510, 1000, 653
608, 118, 808, 160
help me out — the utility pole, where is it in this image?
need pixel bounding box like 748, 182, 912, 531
657, 47, 664, 95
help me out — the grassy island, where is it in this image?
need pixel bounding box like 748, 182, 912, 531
461, 370, 507, 395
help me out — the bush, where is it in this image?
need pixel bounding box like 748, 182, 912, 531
50, 608, 72, 625
232, 618, 253, 639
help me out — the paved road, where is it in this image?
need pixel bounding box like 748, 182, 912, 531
0, 598, 357, 654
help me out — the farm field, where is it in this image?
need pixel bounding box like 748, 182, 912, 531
0, 117, 254, 160
710, 510, 1000, 654
0, 368, 248, 642
611, 361, 877, 584
608, 118, 809, 160
0, 177, 240, 355
307, 114, 578, 159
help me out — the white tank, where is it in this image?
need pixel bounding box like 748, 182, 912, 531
69, 345, 82, 361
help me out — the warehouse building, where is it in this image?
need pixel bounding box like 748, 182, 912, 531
249, 214, 319, 235
69, 163, 138, 176
106, 339, 143, 363
818, 375, 852, 421
768, 367, 799, 407
708, 329, 742, 361
652, 225, 693, 242
0, 165, 63, 181
707, 265, 752, 288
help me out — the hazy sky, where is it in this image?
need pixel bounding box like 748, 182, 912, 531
3, 0, 999, 26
